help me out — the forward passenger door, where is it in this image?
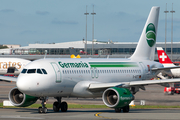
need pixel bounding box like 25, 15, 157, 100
51, 62, 62, 83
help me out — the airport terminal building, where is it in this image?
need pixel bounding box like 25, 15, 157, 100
1, 40, 180, 61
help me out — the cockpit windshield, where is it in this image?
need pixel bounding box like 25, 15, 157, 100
37, 69, 43, 74
41, 69, 47, 74
21, 69, 27, 73
27, 69, 36, 73
21, 68, 47, 74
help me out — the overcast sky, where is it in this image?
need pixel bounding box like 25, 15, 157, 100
0, 0, 179, 46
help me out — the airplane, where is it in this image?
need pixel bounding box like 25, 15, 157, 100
4, 6, 180, 114
157, 47, 180, 78
0, 58, 30, 76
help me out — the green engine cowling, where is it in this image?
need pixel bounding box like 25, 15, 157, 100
9, 87, 38, 107
102, 87, 134, 108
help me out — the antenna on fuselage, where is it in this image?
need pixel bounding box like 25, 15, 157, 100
44, 50, 47, 59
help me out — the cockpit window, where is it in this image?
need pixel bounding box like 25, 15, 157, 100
37, 69, 43, 74
27, 69, 36, 73
21, 69, 27, 73
42, 69, 47, 74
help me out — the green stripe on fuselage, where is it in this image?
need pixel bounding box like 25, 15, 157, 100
89, 62, 138, 67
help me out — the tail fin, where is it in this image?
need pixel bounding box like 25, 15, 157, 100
130, 7, 160, 60
157, 47, 173, 64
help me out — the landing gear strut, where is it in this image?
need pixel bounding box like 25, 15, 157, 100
53, 97, 68, 112
122, 105, 129, 113
115, 105, 130, 113
38, 97, 48, 113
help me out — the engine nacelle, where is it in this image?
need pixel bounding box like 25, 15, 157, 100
102, 87, 134, 108
9, 87, 38, 107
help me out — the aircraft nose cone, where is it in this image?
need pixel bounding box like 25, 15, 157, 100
16, 75, 29, 93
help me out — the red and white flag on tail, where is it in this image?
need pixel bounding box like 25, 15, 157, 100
157, 47, 172, 64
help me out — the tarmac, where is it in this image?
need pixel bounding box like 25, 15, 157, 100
1, 81, 180, 120
0, 108, 180, 120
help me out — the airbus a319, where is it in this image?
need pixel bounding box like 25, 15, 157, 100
3, 6, 180, 114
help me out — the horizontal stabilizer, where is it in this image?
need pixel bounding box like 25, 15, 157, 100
151, 66, 180, 71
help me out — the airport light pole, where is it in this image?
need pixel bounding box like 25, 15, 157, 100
91, 5, 96, 56
170, 3, 175, 61
84, 5, 89, 57
164, 3, 169, 53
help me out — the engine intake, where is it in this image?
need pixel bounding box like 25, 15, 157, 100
9, 87, 38, 107
102, 87, 134, 108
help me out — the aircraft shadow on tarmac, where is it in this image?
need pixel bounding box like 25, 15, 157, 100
1, 108, 180, 114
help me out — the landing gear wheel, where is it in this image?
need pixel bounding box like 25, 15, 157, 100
61, 102, 68, 112
38, 107, 43, 113
38, 107, 47, 113
115, 108, 121, 113
42, 107, 47, 113
38, 97, 48, 113
123, 105, 129, 113
53, 101, 60, 112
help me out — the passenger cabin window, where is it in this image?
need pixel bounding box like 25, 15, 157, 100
27, 69, 36, 73
21, 69, 27, 73
37, 69, 43, 74
42, 69, 47, 74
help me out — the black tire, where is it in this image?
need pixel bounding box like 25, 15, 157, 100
53, 102, 60, 112
115, 108, 121, 113
123, 105, 129, 113
61, 102, 68, 112
43, 107, 47, 113
38, 107, 43, 113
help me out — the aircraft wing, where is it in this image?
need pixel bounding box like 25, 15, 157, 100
89, 78, 180, 90
0, 76, 17, 82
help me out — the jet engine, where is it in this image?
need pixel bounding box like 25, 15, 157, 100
102, 87, 134, 108
9, 87, 38, 107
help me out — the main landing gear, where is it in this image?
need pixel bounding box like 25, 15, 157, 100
115, 105, 130, 113
38, 97, 48, 113
53, 97, 68, 112
38, 97, 68, 113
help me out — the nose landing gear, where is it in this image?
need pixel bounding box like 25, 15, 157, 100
53, 97, 68, 112
38, 97, 48, 113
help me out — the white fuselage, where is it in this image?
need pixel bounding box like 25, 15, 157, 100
16, 58, 163, 98
0, 58, 31, 75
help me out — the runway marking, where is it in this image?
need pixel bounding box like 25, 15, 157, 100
0, 115, 43, 119
94, 112, 113, 119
